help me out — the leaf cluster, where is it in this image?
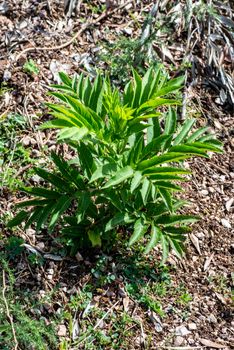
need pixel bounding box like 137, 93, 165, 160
8, 67, 222, 260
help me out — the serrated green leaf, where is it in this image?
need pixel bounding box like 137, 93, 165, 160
154, 75, 185, 97
140, 178, 151, 205
40, 119, 75, 129
103, 166, 134, 189
143, 166, 191, 175
20, 187, 61, 199
161, 234, 169, 264
186, 126, 209, 143
156, 181, 182, 191
164, 107, 177, 135
90, 163, 118, 183
7, 210, 29, 228
16, 199, 50, 208
105, 212, 134, 231
155, 214, 199, 225
173, 119, 196, 145
129, 218, 148, 246
58, 126, 88, 142
144, 225, 162, 254
163, 226, 191, 235
137, 152, 188, 170
169, 145, 208, 157
49, 195, 72, 230
158, 188, 173, 212
148, 173, 186, 181
130, 171, 142, 193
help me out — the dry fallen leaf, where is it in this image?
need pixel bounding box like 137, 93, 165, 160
189, 233, 201, 255
204, 253, 214, 271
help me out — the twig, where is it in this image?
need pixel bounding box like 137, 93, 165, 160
15, 1, 132, 62
75, 300, 119, 347
2, 270, 19, 350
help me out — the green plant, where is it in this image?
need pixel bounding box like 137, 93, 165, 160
4, 236, 24, 260
23, 59, 40, 75
7, 67, 222, 261
0, 256, 57, 349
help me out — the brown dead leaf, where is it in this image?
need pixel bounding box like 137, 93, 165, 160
189, 233, 201, 255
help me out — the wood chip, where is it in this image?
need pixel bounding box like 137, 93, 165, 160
199, 338, 226, 348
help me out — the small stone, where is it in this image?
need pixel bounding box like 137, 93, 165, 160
225, 198, 234, 211
123, 27, 133, 35
22, 136, 32, 146
31, 175, 41, 183
221, 218, 231, 229
47, 274, 53, 280
200, 189, 209, 196
75, 252, 84, 262
3, 69, 11, 81
0, 1, 9, 14
188, 323, 197, 331
175, 325, 191, 336
57, 324, 67, 337
26, 228, 36, 236
36, 242, 45, 250
208, 187, 215, 193
208, 314, 217, 323
174, 336, 184, 346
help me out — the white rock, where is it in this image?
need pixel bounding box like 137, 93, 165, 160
225, 198, 234, 211
200, 189, 209, 196
188, 323, 197, 330
208, 314, 217, 323
57, 324, 67, 337
174, 336, 184, 346
221, 218, 231, 229
175, 325, 191, 336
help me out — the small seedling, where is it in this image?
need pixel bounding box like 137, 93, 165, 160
23, 59, 40, 75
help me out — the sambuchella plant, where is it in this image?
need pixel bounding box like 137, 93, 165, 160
8, 67, 222, 260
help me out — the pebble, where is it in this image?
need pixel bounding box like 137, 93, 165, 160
225, 198, 234, 211
208, 187, 215, 193
188, 323, 197, 330
3, 69, 11, 81
200, 189, 209, 196
175, 325, 191, 336
36, 242, 45, 250
221, 218, 231, 229
31, 175, 41, 183
174, 336, 184, 346
208, 314, 217, 323
26, 228, 36, 236
57, 324, 67, 337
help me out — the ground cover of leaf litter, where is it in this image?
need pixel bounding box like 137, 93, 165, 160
0, 1, 233, 349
